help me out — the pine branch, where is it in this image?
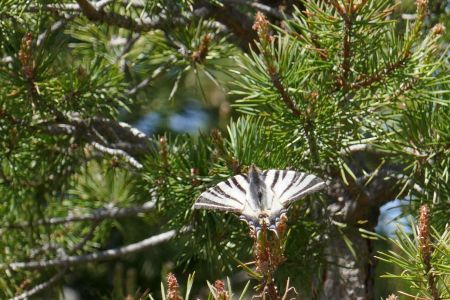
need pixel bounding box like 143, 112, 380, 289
9, 222, 102, 299
385, 77, 420, 102
43, 114, 150, 156
3, 201, 155, 229
9, 269, 67, 300
21, 0, 114, 12
309, 35, 328, 60
37, 13, 76, 47
340, 143, 428, 157
339, 144, 374, 155
2, 228, 185, 270
127, 64, 170, 95
340, 16, 352, 90
222, 0, 285, 20
254, 13, 321, 164
75, 0, 180, 32
197, 0, 257, 51
326, 0, 349, 22
351, 55, 410, 90
91, 142, 143, 169
270, 73, 301, 117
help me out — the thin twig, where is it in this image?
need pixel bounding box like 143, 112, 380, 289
72, 221, 101, 252
222, 0, 285, 20
127, 64, 170, 95
75, 0, 181, 32
338, 143, 427, 157
37, 14, 76, 47
350, 56, 409, 90
91, 142, 143, 169
3, 229, 184, 270
2, 201, 155, 229
269, 74, 301, 117
9, 269, 67, 300
340, 18, 352, 90
21, 0, 114, 12
327, 0, 349, 22
10, 222, 101, 299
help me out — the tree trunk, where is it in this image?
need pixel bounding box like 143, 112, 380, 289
320, 171, 397, 300
321, 226, 375, 300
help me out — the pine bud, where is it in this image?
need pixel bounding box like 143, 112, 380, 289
418, 204, 431, 264
18, 33, 34, 80
431, 23, 445, 36
416, 0, 428, 7
192, 34, 212, 63
167, 273, 183, 300
386, 294, 398, 300
213, 280, 230, 300
252, 12, 269, 33
252, 12, 273, 43
416, 0, 428, 16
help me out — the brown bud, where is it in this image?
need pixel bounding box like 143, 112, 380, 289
18, 33, 34, 80
431, 23, 445, 35
416, 0, 428, 15
386, 294, 398, 300
252, 12, 273, 43
192, 34, 212, 63
252, 12, 269, 32
213, 280, 230, 300
302, 10, 316, 18
416, 0, 428, 7
167, 273, 183, 300
418, 204, 432, 264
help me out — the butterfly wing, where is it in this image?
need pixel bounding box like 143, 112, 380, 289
193, 174, 249, 213
263, 170, 325, 208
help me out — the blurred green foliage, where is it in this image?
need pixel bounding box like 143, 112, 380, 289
0, 0, 449, 299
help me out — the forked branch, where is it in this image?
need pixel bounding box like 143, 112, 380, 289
2, 228, 184, 270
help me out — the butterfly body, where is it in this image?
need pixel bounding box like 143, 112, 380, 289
194, 165, 325, 233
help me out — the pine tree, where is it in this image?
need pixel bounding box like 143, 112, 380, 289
0, 0, 448, 299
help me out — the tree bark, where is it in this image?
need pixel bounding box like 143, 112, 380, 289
321, 225, 375, 300
320, 168, 401, 300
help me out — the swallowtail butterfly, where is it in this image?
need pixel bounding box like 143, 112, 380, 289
193, 165, 325, 233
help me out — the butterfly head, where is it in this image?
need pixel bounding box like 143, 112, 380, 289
247, 164, 271, 210
257, 212, 270, 227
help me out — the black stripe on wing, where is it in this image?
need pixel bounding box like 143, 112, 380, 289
264, 170, 325, 207
193, 174, 249, 213
194, 196, 242, 212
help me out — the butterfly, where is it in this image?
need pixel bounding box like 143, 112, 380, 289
193, 165, 326, 234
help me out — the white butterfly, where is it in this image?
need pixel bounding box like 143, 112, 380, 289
193, 165, 326, 233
